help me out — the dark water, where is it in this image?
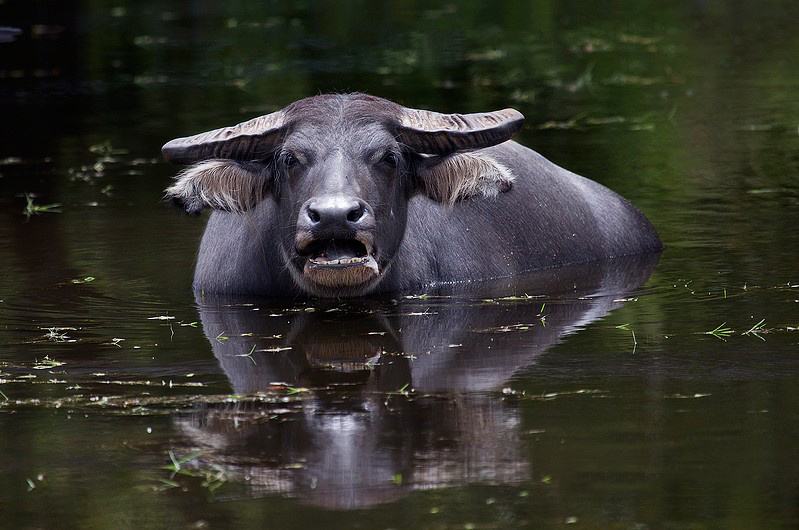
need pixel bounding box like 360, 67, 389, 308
1, 1, 798, 528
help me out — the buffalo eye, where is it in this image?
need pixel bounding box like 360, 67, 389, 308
281, 151, 300, 169
379, 151, 399, 169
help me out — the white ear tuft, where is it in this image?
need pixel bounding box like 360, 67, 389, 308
417, 152, 515, 205
164, 160, 268, 214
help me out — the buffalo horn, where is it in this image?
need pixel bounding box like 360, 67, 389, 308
396, 107, 524, 155
162, 110, 287, 164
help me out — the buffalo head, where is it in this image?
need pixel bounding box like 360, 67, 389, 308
163, 94, 524, 296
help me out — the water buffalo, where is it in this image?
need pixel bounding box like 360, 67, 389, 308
163, 93, 661, 297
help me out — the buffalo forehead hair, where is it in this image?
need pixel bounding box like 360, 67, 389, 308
283, 93, 402, 130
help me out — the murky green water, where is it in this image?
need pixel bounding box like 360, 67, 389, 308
2, 1, 798, 528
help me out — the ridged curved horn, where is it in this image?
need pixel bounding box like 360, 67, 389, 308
162, 111, 287, 164
396, 107, 524, 155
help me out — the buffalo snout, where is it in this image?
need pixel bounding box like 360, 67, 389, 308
299, 196, 375, 235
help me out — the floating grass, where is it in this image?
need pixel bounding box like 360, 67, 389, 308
23, 193, 61, 217
164, 450, 202, 475
158, 450, 228, 493
742, 318, 767, 340
483, 293, 542, 302
704, 322, 735, 340
156, 478, 180, 489
32, 356, 65, 370
42, 327, 75, 342
234, 344, 257, 366
615, 324, 637, 352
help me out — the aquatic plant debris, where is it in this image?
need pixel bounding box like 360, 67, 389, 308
703, 322, 735, 340
482, 293, 543, 303
235, 345, 257, 365
742, 318, 767, 340
41, 327, 76, 342
164, 450, 202, 475
0, 390, 310, 414
22, 193, 61, 217
156, 450, 230, 494
477, 323, 538, 333
32, 356, 65, 370
615, 323, 638, 352
666, 393, 712, 399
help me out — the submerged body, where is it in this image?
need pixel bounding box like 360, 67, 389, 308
163, 93, 661, 297
193, 141, 660, 296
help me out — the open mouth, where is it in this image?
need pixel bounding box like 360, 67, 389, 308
300, 238, 379, 288
305, 239, 371, 267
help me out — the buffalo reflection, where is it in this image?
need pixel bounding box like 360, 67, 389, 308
175, 255, 657, 508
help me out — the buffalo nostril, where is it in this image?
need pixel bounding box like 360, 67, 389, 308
302, 197, 369, 227
347, 204, 365, 223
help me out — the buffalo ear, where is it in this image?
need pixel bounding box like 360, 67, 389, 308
415, 152, 515, 205
164, 160, 270, 214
